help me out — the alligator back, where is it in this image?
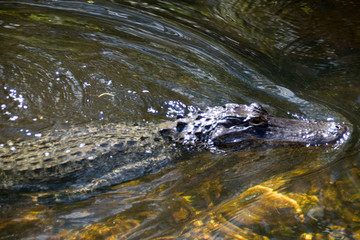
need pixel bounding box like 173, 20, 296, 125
0, 122, 180, 192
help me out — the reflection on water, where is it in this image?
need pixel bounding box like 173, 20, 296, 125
0, 0, 359, 239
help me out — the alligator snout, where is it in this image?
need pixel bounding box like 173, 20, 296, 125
320, 122, 347, 145
210, 116, 348, 148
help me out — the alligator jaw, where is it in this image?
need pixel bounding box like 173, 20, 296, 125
210, 116, 347, 148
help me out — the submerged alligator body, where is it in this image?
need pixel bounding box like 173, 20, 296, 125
0, 103, 347, 192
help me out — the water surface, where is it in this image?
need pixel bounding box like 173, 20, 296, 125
0, 0, 359, 239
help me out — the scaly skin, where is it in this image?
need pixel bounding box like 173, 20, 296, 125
0, 103, 347, 192
0, 122, 181, 191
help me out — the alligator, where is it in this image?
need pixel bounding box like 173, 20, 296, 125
0, 103, 347, 192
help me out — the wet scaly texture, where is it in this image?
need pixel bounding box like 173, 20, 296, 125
0, 122, 180, 191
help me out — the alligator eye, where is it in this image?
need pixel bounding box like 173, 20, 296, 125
249, 117, 267, 126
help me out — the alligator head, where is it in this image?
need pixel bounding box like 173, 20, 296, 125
168, 103, 347, 150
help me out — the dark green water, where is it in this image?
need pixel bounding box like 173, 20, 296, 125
0, 0, 359, 239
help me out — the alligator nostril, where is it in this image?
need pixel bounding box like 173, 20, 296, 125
334, 124, 346, 131
333, 124, 347, 135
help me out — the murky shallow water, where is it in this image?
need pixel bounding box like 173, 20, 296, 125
0, 0, 359, 239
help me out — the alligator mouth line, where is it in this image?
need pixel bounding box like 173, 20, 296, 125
211, 131, 347, 149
